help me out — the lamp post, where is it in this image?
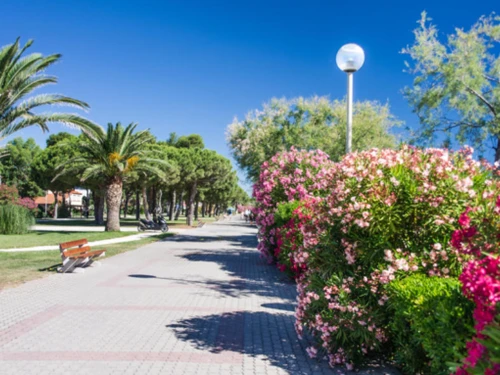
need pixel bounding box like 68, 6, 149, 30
336, 43, 365, 154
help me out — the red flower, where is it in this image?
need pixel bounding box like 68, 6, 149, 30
458, 211, 471, 228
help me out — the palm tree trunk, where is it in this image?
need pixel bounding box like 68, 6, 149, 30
142, 187, 151, 220
105, 178, 123, 232
186, 183, 197, 226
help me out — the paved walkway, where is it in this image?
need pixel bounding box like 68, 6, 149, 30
0, 218, 398, 375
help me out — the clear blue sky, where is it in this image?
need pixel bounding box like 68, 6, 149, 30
1, 0, 498, 184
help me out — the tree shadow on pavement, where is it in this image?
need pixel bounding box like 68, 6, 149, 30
178, 249, 296, 301
169, 234, 257, 248
168, 311, 400, 375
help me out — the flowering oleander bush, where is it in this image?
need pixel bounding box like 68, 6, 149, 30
252, 147, 334, 263
453, 201, 500, 375
252, 145, 500, 372
293, 146, 500, 369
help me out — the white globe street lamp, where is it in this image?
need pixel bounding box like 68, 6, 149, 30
336, 43, 365, 154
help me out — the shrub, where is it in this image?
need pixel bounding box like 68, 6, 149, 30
0, 204, 35, 234
253, 147, 334, 262
387, 274, 474, 375
287, 146, 500, 369
0, 184, 20, 205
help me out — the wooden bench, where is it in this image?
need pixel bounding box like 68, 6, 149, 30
197, 220, 206, 228
57, 239, 105, 273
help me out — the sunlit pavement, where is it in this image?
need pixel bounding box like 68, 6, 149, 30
0, 217, 399, 374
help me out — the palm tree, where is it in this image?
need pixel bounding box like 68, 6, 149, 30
0, 38, 99, 139
58, 123, 167, 231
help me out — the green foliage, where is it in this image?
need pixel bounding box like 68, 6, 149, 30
31, 133, 81, 195
387, 274, 474, 375
0, 137, 43, 197
175, 134, 204, 149
0, 39, 99, 139
403, 12, 500, 159
0, 204, 34, 234
226, 96, 399, 181
274, 201, 300, 228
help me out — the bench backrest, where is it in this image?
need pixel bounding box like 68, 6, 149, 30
59, 239, 89, 257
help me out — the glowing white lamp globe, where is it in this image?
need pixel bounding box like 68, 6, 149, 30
336, 43, 365, 73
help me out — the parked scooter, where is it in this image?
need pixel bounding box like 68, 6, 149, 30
137, 214, 169, 232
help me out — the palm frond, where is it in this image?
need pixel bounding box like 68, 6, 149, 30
0, 38, 96, 139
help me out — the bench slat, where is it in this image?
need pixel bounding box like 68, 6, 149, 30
59, 238, 88, 250
62, 246, 92, 257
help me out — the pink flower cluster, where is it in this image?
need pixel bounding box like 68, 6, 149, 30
454, 201, 500, 375
17, 197, 38, 212
253, 145, 500, 370
252, 147, 333, 262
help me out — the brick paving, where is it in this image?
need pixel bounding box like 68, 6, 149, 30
0, 217, 399, 375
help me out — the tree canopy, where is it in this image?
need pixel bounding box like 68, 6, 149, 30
403, 12, 500, 160
0, 137, 42, 197
226, 96, 399, 181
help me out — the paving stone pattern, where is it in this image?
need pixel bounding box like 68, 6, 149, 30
0, 217, 399, 375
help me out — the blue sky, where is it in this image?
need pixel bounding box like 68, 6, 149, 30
1, 0, 499, 186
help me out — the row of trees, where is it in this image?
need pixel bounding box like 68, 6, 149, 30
0, 39, 249, 231
0, 130, 250, 231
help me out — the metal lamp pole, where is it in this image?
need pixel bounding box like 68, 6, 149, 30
336, 43, 365, 154
346, 72, 354, 153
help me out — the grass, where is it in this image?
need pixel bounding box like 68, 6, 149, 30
0, 231, 136, 249
36, 215, 219, 228
0, 232, 173, 289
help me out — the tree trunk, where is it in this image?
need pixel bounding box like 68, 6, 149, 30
150, 186, 157, 220
201, 201, 206, 218
53, 191, 59, 219
186, 183, 197, 226
93, 189, 105, 225
135, 191, 140, 220
174, 191, 183, 220
208, 202, 213, 217
194, 199, 199, 220
105, 179, 123, 232
123, 191, 132, 219
169, 191, 175, 221
142, 187, 151, 220
158, 189, 163, 215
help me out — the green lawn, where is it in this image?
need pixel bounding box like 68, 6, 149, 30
36, 215, 218, 227
0, 231, 136, 249
0, 232, 173, 289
